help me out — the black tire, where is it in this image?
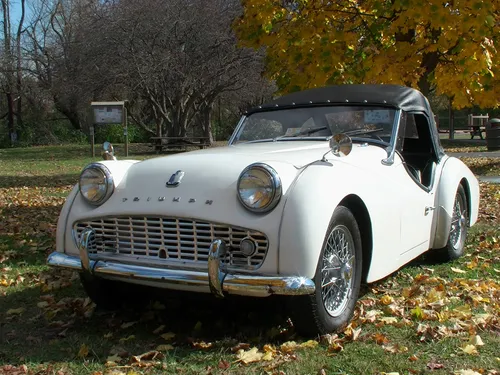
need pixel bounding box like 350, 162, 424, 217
434, 184, 468, 261
290, 206, 363, 336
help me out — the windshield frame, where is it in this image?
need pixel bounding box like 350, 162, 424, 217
229, 105, 403, 160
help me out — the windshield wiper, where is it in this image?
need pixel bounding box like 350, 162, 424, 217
273, 126, 330, 141
343, 128, 384, 136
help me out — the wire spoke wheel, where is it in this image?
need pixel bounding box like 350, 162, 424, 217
321, 225, 355, 317
434, 185, 468, 262
290, 206, 362, 336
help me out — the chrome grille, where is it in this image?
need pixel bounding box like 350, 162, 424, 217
73, 216, 269, 269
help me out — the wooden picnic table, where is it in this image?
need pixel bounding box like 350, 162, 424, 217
150, 136, 210, 153
468, 125, 485, 140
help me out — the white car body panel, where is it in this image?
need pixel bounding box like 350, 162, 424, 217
55, 140, 479, 288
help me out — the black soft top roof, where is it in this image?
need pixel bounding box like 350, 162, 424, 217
249, 84, 433, 115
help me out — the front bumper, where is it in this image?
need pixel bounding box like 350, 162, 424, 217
47, 230, 315, 297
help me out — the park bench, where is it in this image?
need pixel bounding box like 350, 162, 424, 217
150, 136, 211, 153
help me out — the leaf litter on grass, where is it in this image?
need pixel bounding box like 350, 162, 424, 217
1, 152, 499, 374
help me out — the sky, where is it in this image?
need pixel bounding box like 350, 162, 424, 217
8, 0, 32, 25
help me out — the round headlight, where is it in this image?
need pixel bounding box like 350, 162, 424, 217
79, 163, 114, 206
237, 163, 282, 213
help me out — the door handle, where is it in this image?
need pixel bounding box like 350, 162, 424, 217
425, 206, 435, 215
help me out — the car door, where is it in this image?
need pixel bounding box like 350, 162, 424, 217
392, 112, 440, 260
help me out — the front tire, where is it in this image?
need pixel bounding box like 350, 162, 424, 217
435, 184, 468, 261
291, 206, 362, 336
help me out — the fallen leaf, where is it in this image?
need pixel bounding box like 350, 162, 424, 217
380, 295, 394, 305
106, 354, 122, 363
280, 341, 299, 353
427, 362, 445, 370
236, 347, 263, 364
78, 343, 90, 358
451, 267, 467, 274
300, 340, 319, 348
6, 307, 25, 315
218, 360, 230, 370
379, 317, 399, 324
153, 325, 165, 334
130, 350, 164, 363
373, 333, 389, 345
461, 344, 478, 355
119, 335, 135, 343
120, 321, 137, 329
468, 335, 484, 346
160, 332, 175, 341
231, 343, 250, 352
156, 344, 174, 351
454, 370, 482, 375
192, 341, 213, 349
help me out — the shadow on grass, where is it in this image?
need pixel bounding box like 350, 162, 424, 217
461, 158, 500, 176
0, 280, 295, 365
0, 144, 167, 163
0, 145, 91, 162
0, 174, 79, 188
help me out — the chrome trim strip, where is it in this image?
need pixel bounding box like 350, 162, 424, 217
208, 239, 227, 297
47, 251, 315, 296
228, 115, 247, 145
79, 228, 94, 272
381, 109, 402, 166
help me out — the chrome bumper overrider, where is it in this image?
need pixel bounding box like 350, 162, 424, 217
47, 229, 315, 297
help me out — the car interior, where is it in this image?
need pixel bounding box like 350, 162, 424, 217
397, 112, 438, 190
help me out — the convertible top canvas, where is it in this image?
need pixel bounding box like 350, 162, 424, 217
248, 84, 445, 158
250, 84, 433, 114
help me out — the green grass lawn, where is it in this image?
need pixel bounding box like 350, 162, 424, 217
0, 145, 499, 375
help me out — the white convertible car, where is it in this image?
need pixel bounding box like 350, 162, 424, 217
48, 84, 479, 335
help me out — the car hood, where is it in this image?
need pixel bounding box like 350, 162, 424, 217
116, 142, 327, 197
116, 141, 388, 196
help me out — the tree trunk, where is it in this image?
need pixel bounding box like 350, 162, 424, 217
201, 107, 213, 145
53, 96, 81, 130
15, 0, 25, 131
2, 0, 16, 145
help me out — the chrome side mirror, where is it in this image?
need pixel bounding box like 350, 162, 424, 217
102, 141, 116, 160
322, 134, 352, 161
329, 133, 352, 157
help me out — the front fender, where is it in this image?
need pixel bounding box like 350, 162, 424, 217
56, 159, 140, 254
278, 159, 402, 281
432, 157, 480, 249
278, 162, 344, 279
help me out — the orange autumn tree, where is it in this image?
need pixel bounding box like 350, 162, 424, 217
235, 0, 500, 108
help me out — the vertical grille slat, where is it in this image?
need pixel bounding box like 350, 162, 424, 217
74, 216, 268, 270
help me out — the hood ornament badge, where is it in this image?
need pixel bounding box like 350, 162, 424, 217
166, 170, 184, 187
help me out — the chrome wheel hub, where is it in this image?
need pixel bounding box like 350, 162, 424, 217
321, 225, 355, 317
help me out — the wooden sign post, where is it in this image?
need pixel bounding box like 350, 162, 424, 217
90, 101, 128, 157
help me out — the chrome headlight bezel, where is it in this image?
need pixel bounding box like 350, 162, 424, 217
78, 163, 114, 206
237, 163, 282, 213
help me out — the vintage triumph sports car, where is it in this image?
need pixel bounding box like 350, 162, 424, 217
48, 84, 480, 335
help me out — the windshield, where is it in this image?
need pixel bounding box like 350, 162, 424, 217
231, 105, 398, 146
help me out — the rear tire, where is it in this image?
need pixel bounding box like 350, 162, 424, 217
434, 184, 468, 261
290, 206, 362, 336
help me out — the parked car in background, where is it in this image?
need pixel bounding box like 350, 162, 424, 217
48, 84, 480, 335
